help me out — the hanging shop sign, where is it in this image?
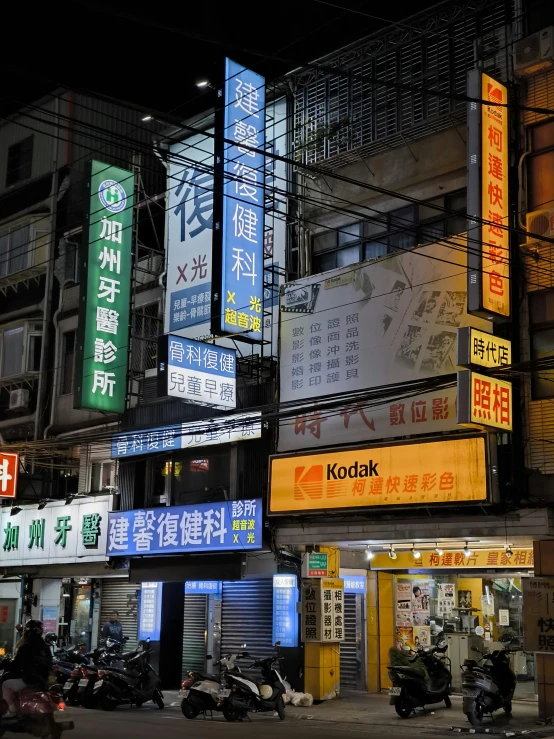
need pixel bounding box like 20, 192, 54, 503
110, 412, 262, 459
278, 240, 491, 452
185, 581, 222, 595
107, 498, 262, 557
139, 582, 163, 642
370, 548, 534, 570
457, 370, 512, 431
269, 436, 488, 515
273, 574, 299, 648
74, 161, 135, 413
467, 71, 510, 320
523, 578, 554, 653
0, 452, 18, 499
157, 334, 236, 409
340, 574, 367, 595
302, 552, 328, 578
211, 58, 265, 343
456, 327, 511, 369
301, 578, 344, 643
0, 498, 110, 566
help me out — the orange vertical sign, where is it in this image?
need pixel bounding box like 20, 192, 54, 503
481, 74, 510, 317
0, 452, 18, 498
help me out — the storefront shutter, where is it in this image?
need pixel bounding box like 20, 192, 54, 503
220, 579, 273, 673
182, 594, 208, 676
340, 593, 360, 688
99, 578, 139, 652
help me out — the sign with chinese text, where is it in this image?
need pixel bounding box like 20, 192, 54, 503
273, 574, 298, 648
164, 99, 286, 359
106, 499, 262, 557
457, 370, 512, 431
370, 548, 533, 570
111, 413, 261, 459
269, 436, 488, 515
212, 58, 265, 342
157, 334, 236, 409
0, 452, 18, 499
457, 327, 511, 369
74, 161, 134, 413
139, 582, 163, 641
0, 498, 110, 566
340, 573, 367, 595
523, 578, 554, 653
467, 71, 510, 319
301, 578, 344, 643
302, 552, 328, 578
278, 239, 491, 452
185, 581, 222, 595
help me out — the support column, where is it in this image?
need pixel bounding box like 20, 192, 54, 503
534, 541, 554, 720
378, 571, 395, 690
366, 570, 379, 692
303, 547, 341, 700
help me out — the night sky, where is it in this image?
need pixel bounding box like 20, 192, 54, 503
2, 1, 438, 120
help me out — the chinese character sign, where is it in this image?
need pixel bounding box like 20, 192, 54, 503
370, 548, 533, 570
139, 582, 163, 642
213, 59, 265, 341
273, 575, 299, 647
157, 335, 236, 409
457, 370, 512, 431
301, 578, 344, 643
467, 71, 510, 319
75, 161, 134, 413
0, 453, 18, 499
185, 581, 222, 594
457, 327, 511, 369
341, 574, 367, 594
523, 578, 554, 653
106, 499, 262, 556
269, 436, 488, 514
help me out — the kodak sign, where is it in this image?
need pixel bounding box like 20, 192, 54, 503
268, 437, 487, 514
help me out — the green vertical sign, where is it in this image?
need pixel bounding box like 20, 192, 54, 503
74, 161, 134, 413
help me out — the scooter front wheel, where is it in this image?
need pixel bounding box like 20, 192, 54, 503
181, 698, 199, 719
223, 704, 243, 722
465, 701, 484, 726
394, 692, 412, 719
444, 695, 452, 708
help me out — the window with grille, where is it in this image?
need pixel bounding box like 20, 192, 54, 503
131, 303, 161, 374
312, 189, 466, 274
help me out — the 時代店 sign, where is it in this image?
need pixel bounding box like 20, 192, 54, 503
107, 499, 262, 556
457, 327, 511, 369
269, 436, 488, 514
0, 498, 110, 566
74, 161, 135, 413
457, 370, 512, 431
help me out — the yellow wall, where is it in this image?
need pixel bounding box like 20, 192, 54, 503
457, 578, 484, 627
378, 571, 395, 689
366, 571, 379, 693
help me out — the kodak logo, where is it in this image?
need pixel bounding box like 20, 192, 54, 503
327, 460, 379, 480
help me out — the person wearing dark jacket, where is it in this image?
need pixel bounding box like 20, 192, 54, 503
1, 620, 52, 718
102, 611, 123, 642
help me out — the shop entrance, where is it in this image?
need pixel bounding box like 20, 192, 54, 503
340, 593, 366, 689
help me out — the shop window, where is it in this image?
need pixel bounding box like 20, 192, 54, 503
0, 322, 44, 379
1, 327, 24, 378
90, 461, 116, 493
61, 331, 76, 395
529, 290, 554, 399
172, 448, 230, 506
6, 136, 33, 187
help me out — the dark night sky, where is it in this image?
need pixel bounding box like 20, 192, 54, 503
2, 0, 439, 120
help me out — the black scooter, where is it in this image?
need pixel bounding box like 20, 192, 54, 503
462, 640, 517, 725
388, 634, 452, 718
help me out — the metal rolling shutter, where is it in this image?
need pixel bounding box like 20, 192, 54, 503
182, 594, 208, 676
340, 594, 359, 689
221, 580, 273, 672
99, 578, 139, 652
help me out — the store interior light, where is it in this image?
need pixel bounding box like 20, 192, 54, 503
388, 546, 397, 561
463, 543, 472, 557
365, 546, 374, 560
412, 545, 421, 559
435, 544, 443, 556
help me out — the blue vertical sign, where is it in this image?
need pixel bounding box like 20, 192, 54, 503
139, 582, 163, 642
212, 58, 265, 342
272, 574, 298, 648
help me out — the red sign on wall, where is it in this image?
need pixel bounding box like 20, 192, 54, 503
0, 453, 18, 498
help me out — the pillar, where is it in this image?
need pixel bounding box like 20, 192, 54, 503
534, 541, 554, 721
366, 570, 379, 692
378, 571, 395, 690
303, 547, 341, 700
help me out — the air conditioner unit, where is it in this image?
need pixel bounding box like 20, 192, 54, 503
8, 388, 29, 411
514, 27, 554, 77
526, 208, 554, 242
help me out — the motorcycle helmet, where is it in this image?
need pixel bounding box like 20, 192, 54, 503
44, 632, 58, 645
259, 685, 273, 700
24, 619, 44, 637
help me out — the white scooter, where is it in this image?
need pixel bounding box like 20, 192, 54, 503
181, 651, 248, 719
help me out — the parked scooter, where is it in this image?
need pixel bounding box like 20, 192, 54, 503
181, 652, 248, 719
219, 644, 287, 722
462, 639, 517, 725
388, 633, 452, 718
93, 642, 164, 711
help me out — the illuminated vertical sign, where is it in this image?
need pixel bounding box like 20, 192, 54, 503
212, 58, 265, 342
74, 161, 134, 413
467, 71, 510, 320
139, 582, 163, 642
457, 370, 512, 431
273, 575, 299, 647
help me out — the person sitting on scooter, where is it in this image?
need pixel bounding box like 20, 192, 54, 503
1, 620, 52, 718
